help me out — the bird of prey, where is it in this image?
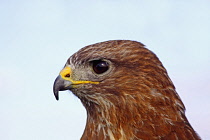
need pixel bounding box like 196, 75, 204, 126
53, 40, 200, 140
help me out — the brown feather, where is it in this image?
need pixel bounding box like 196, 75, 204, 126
63, 40, 200, 140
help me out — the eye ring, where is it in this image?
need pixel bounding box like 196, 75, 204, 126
92, 60, 109, 74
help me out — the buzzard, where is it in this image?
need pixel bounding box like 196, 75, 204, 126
53, 40, 200, 140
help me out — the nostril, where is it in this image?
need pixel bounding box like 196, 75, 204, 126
65, 74, 70, 77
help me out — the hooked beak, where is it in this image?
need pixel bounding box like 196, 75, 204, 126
53, 66, 99, 101
53, 75, 72, 100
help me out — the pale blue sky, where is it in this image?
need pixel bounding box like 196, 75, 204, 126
0, 0, 210, 139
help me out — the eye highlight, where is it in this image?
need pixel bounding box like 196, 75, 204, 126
92, 60, 109, 74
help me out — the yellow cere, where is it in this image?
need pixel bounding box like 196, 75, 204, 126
59, 66, 99, 85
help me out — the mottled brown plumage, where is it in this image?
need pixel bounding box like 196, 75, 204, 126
53, 40, 200, 140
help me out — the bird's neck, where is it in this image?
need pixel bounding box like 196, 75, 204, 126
81, 99, 129, 140
80, 93, 199, 140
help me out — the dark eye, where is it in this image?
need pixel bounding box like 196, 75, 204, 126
92, 60, 109, 74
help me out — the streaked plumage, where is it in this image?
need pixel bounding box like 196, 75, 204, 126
53, 40, 200, 140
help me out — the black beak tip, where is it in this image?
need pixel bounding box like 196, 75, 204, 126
53, 76, 61, 101
54, 91, 59, 100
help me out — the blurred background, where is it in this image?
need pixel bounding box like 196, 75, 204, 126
0, 0, 209, 139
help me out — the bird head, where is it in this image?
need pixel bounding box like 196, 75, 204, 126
53, 40, 200, 140
53, 40, 181, 109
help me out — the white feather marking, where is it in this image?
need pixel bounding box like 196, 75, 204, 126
150, 89, 163, 97
164, 118, 174, 125
119, 128, 126, 140
107, 129, 115, 140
